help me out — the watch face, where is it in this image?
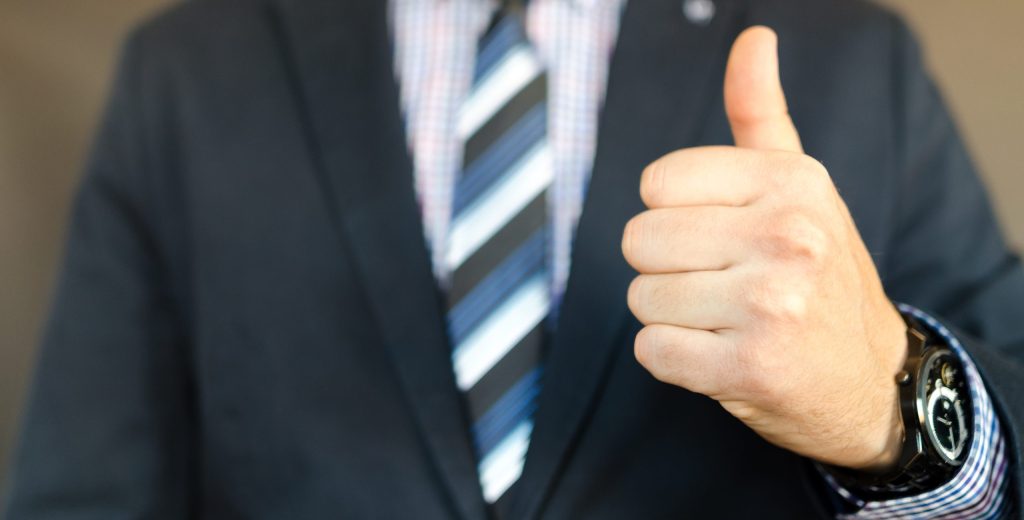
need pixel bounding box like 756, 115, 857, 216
919, 350, 971, 466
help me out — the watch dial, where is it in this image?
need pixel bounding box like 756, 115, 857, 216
921, 352, 971, 466
929, 391, 965, 459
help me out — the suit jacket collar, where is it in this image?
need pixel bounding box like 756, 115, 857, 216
272, 2, 487, 519
270, 0, 746, 517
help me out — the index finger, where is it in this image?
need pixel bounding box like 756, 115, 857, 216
639, 146, 794, 209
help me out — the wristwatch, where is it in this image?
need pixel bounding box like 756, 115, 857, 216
829, 312, 973, 499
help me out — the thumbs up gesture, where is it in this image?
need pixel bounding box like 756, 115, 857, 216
622, 27, 910, 471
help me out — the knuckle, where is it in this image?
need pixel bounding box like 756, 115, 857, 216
723, 401, 759, 422
778, 151, 822, 174
743, 277, 778, 318
627, 276, 646, 319
639, 160, 666, 207
745, 276, 809, 325
769, 211, 829, 265
798, 154, 829, 178
793, 155, 833, 195
622, 214, 644, 266
767, 153, 829, 196
635, 326, 677, 384
623, 212, 660, 271
776, 290, 810, 324
634, 326, 660, 370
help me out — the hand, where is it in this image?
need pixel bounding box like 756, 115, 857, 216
622, 27, 909, 471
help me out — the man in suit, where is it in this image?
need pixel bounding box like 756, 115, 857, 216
4, 0, 1023, 518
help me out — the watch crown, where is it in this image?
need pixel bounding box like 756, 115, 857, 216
895, 370, 911, 385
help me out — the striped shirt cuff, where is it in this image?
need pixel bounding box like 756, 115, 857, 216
819, 304, 1012, 519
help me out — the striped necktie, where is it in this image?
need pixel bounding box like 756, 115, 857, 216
445, 3, 550, 507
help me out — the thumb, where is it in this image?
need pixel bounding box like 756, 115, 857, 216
724, 26, 803, 153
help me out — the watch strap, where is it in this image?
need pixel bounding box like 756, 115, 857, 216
826, 313, 960, 499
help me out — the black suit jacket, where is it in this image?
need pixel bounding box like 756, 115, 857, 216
6, 0, 1024, 518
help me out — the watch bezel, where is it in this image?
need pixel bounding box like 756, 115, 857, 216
917, 348, 970, 466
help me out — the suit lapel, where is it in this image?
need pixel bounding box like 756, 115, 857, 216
271, 1, 486, 519
507, 1, 747, 518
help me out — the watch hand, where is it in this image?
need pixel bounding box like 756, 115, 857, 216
937, 417, 952, 426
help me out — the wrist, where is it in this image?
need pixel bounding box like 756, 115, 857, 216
851, 303, 908, 472
854, 393, 904, 473
827, 310, 974, 498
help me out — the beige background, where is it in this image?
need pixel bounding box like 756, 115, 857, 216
1, 0, 1021, 492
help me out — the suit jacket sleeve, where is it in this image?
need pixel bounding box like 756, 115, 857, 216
2, 29, 195, 518
881, 16, 1024, 516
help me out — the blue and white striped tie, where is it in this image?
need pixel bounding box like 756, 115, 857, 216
445, 5, 550, 506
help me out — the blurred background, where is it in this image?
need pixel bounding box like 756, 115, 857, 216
0, 0, 1021, 492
